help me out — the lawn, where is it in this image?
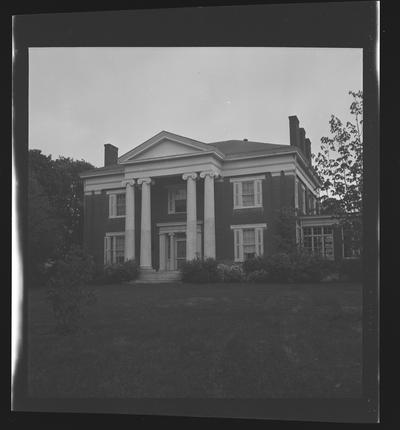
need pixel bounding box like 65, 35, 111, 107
28, 282, 362, 398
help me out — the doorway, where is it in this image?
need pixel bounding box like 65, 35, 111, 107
175, 235, 186, 270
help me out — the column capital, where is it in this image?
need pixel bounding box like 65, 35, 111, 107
182, 172, 198, 181
137, 177, 152, 185
122, 179, 136, 187
200, 170, 220, 179
168, 231, 175, 237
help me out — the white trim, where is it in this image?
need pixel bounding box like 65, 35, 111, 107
231, 224, 267, 262
157, 221, 202, 235
105, 231, 125, 237
94, 190, 101, 195
167, 185, 187, 214
106, 189, 126, 195
104, 232, 126, 265
118, 131, 224, 163
231, 177, 264, 210
229, 174, 266, 183
230, 223, 267, 230
108, 192, 126, 219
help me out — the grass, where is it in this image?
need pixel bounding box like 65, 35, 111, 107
28, 282, 362, 398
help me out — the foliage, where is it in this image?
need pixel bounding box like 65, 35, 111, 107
46, 245, 96, 334
270, 207, 298, 253
314, 90, 363, 253
243, 252, 339, 283
246, 269, 269, 283
28, 149, 95, 264
217, 263, 244, 282
180, 258, 219, 283
94, 260, 139, 284
28, 170, 64, 287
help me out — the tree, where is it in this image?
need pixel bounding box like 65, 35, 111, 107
29, 150, 95, 253
28, 170, 63, 286
314, 90, 363, 254
28, 150, 95, 285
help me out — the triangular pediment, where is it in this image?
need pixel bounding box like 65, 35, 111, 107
119, 131, 217, 163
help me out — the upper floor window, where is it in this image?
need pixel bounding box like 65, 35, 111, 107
231, 223, 266, 262
108, 191, 125, 218
104, 233, 125, 264
302, 226, 334, 259
231, 176, 263, 209
168, 186, 186, 214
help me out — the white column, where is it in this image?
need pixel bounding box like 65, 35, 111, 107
169, 232, 175, 270
200, 171, 218, 259
159, 233, 167, 271
137, 178, 152, 269
182, 172, 198, 260
123, 180, 135, 261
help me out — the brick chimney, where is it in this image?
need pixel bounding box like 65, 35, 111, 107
104, 143, 118, 167
305, 138, 312, 163
299, 128, 306, 155
289, 115, 301, 149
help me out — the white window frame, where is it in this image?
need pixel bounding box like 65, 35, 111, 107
230, 223, 266, 262
230, 175, 264, 209
167, 185, 187, 214
341, 227, 361, 259
301, 225, 334, 260
104, 232, 125, 265
107, 189, 126, 219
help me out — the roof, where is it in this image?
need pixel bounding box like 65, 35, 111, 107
207, 140, 289, 157
80, 163, 124, 178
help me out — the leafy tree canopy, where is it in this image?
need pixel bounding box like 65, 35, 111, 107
314, 90, 363, 217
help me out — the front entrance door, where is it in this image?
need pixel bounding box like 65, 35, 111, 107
175, 236, 186, 270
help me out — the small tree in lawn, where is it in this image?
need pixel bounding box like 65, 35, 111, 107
314, 90, 363, 256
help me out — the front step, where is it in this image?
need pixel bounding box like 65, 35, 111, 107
133, 270, 182, 284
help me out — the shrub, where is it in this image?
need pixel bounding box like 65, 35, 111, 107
46, 245, 96, 334
246, 269, 269, 283
242, 256, 268, 274
217, 263, 244, 282
94, 259, 139, 284
243, 251, 339, 283
181, 258, 219, 283
264, 252, 294, 282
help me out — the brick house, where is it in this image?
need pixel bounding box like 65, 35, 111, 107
80, 116, 359, 281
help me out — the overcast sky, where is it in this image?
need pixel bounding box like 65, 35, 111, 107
29, 47, 362, 167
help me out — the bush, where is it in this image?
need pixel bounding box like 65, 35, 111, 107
181, 258, 219, 283
242, 256, 268, 274
217, 263, 244, 282
246, 269, 269, 283
93, 259, 139, 284
46, 245, 96, 334
243, 251, 339, 283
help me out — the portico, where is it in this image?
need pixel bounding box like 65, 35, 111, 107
122, 169, 219, 274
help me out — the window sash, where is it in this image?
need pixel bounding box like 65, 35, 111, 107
234, 227, 264, 262
168, 187, 187, 214
233, 180, 262, 209
104, 234, 125, 264
302, 226, 334, 259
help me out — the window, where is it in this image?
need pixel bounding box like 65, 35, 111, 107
104, 233, 125, 264
231, 224, 266, 262
168, 187, 187, 214
342, 228, 361, 259
231, 177, 263, 209
108, 192, 125, 218
302, 226, 334, 259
